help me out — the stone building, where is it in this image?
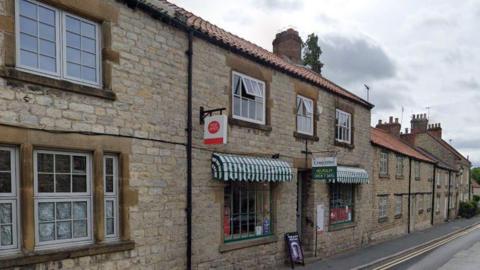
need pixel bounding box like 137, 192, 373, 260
0, 0, 374, 269
370, 118, 435, 243
401, 114, 471, 220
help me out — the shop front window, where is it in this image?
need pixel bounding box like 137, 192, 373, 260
329, 183, 354, 225
223, 182, 271, 242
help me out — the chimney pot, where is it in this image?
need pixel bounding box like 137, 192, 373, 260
272, 28, 303, 65
395, 118, 399, 123
378, 119, 382, 125
389, 116, 393, 123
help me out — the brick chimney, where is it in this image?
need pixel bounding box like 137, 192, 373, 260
427, 123, 442, 138
376, 116, 401, 137
410, 113, 429, 134
272, 28, 302, 65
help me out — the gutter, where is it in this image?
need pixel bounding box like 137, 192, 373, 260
407, 158, 412, 233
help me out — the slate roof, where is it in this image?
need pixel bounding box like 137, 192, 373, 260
415, 147, 457, 171
126, 0, 373, 109
371, 128, 434, 163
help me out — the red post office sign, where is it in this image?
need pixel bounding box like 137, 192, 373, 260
204, 115, 227, 145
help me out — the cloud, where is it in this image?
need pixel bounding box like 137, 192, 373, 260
255, 0, 303, 10
457, 77, 480, 91
318, 33, 396, 86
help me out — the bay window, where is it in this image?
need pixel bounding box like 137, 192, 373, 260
223, 182, 271, 242
34, 150, 92, 248
296, 95, 314, 135
329, 184, 354, 225
16, 0, 101, 87
335, 109, 351, 144
232, 72, 266, 124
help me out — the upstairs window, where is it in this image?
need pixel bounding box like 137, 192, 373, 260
395, 155, 404, 177
379, 150, 389, 176
335, 109, 351, 144
232, 72, 265, 124
16, 0, 101, 87
296, 95, 314, 135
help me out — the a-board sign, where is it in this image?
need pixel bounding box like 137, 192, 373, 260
312, 156, 337, 180
285, 232, 305, 268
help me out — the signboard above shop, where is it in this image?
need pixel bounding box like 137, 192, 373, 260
312, 156, 337, 180
204, 115, 227, 145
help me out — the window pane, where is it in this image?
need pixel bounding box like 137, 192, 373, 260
56, 221, 72, 239
67, 62, 81, 78
82, 66, 97, 82
37, 153, 53, 172
105, 200, 114, 218
81, 22, 96, 39
81, 52, 96, 67
39, 55, 56, 72
65, 16, 81, 33
72, 175, 87, 192
39, 222, 54, 241
38, 202, 54, 222
55, 174, 70, 192
105, 176, 113, 193
73, 156, 86, 173
106, 219, 114, 235
20, 33, 37, 52
81, 38, 96, 53
56, 202, 71, 220
73, 202, 87, 219
20, 0, 37, 18
233, 96, 241, 116
38, 174, 54, 192
248, 100, 256, 120
73, 220, 87, 238
256, 103, 263, 121
66, 32, 81, 49
38, 6, 55, 25
39, 39, 55, 57
0, 203, 12, 224
20, 16, 37, 36
66, 47, 81, 64
55, 155, 70, 173
0, 173, 11, 193
0, 150, 10, 171
39, 23, 55, 41
1, 225, 12, 246
241, 99, 248, 118
105, 158, 113, 175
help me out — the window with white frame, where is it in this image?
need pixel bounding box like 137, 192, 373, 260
396, 155, 404, 177
335, 109, 351, 143
378, 196, 388, 219
104, 155, 119, 239
0, 147, 19, 252
394, 195, 402, 216
296, 95, 314, 135
34, 150, 92, 248
16, 0, 101, 87
379, 150, 389, 175
232, 72, 265, 124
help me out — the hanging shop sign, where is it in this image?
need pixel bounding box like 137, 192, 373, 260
285, 232, 305, 269
312, 156, 337, 180
203, 115, 227, 145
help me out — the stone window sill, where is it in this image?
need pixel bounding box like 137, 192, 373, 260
334, 140, 354, 149
0, 67, 116, 100
378, 217, 388, 223
219, 235, 277, 253
396, 175, 405, 180
0, 241, 134, 268
394, 214, 402, 219
415, 177, 421, 181
228, 117, 272, 132
329, 221, 356, 232
293, 131, 319, 141
379, 174, 390, 179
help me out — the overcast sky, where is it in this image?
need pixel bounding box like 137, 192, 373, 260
170, 0, 480, 166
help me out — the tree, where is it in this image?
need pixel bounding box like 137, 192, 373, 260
302, 33, 324, 74
472, 167, 480, 184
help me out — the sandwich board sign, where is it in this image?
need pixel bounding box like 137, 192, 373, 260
312, 156, 337, 180
203, 115, 227, 145
285, 232, 305, 269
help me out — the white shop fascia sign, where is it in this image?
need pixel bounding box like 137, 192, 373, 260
204, 115, 227, 145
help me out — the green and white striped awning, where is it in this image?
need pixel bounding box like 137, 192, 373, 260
212, 153, 293, 182
329, 166, 369, 184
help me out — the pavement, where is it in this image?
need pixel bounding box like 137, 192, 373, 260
282, 216, 480, 270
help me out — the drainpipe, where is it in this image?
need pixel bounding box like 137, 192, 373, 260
447, 171, 451, 221
431, 165, 436, 225
407, 158, 412, 234
186, 30, 193, 270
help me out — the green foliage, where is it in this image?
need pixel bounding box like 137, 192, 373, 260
473, 195, 480, 203
471, 167, 480, 183
302, 33, 324, 73
459, 200, 478, 218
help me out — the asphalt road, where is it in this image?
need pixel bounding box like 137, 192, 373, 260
390, 225, 480, 270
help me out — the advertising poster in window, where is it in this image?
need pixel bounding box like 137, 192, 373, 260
312, 157, 337, 181
285, 232, 305, 268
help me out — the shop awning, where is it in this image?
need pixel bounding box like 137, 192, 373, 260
212, 153, 293, 182
330, 166, 369, 184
